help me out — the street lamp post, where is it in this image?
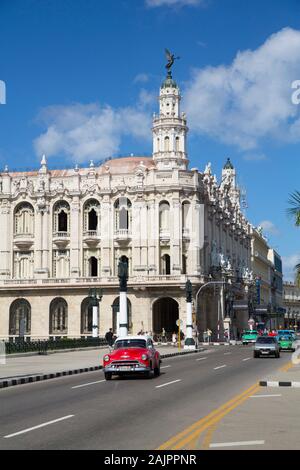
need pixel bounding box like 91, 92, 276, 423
88, 287, 103, 338
118, 259, 128, 337
184, 280, 196, 350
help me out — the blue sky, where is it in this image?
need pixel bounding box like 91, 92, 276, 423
1, 0, 300, 279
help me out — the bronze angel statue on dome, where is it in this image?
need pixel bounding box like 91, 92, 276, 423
165, 48, 180, 72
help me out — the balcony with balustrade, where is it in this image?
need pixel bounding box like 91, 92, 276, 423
52, 231, 70, 247
13, 232, 34, 249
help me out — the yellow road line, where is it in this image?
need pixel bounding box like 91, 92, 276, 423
172, 384, 260, 450
157, 382, 258, 450
279, 361, 293, 372
201, 423, 218, 450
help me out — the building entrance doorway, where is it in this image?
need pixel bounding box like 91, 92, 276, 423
152, 297, 179, 336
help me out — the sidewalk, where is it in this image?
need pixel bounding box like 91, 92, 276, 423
0, 344, 203, 387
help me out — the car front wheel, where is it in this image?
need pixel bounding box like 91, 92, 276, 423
104, 372, 112, 380
253, 351, 259, 358
154, 364, 161, 377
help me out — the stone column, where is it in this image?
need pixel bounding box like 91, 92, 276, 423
70, 197, 80, 277
92, 305, 99, 338
42, 208, 49, 275
34, 210, 43, 274
171, 196, 181, 274
0, 200, 11, 279
148, 198, 157, 274
101, 197, 111, 276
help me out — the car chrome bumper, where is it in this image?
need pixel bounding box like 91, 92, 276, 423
103, 365, 151, 373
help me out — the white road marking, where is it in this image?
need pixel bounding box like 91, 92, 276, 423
196, 357, 207, 361
242, 357, 251, 361
71, 380, 106, 389
250, 394, 282, 398
214, 365, 227, 370
155, 379, 181, 389
224, 352, 232, 355
160, 365, 171, 369
210, 440, 265, 448
4, 415, 74, 439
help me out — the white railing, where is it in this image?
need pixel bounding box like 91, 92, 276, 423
14, 233, 34, 238
0, 274, 201, 287
114, 229, 132, 237
53, 231, 70, 238
83, 230, 99, 238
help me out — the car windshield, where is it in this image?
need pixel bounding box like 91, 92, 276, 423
114, 339, 146, 349
280, 336, 292, 341
256, 337, 276, 344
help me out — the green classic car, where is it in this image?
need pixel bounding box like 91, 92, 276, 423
242, 330, 258, 345
278, 335, 295, 352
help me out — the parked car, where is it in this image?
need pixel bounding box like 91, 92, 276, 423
253, 336, 280, 358
102, 335, 161, 380
278, 334, 296, 352
242, 330, 258, 345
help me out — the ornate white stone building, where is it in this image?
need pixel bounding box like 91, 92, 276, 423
0, 71, 253, 341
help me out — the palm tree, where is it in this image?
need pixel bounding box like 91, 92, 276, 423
287, 191, 300, 226
287, 191, 300, 285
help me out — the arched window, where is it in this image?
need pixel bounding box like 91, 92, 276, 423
14, 251, 34, 279
81, 297, 93, 335
53, 250, 70, 278
175, 136, 180, 152
114, 198, 132, 231
157, 137, 160, 152
49, 298, 68, 335
9, 299, 31, 336
112, 297, 132, 334
89, 256, 98, 277
159, 201, 170, 231
83, 199, 100, 232
182, 254, 187, 275
164, 136, 170, 152
53, 201, 70, 234
14, 202, 34, 235
161, 254, 171, 275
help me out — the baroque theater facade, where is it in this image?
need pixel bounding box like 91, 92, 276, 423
0, 71, 253, 341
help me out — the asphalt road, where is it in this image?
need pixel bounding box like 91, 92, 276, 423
0, 345, 293, 450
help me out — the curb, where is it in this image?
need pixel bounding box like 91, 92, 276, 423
0, 348, 205, 390
259, 381, 300, 388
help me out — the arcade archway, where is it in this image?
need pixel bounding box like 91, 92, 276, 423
152, 297, 179, 335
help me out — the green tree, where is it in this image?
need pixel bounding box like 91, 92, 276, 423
287, 191, 300, 285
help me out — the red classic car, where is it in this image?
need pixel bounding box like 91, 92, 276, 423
102, 335, 161, 380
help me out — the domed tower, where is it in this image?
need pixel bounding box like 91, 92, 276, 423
222, 157, 236, 187
152, 70, 189, 170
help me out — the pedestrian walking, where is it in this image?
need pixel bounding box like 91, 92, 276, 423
172, 332, 177, 347
162, 327, 166, 343
105, 328, 114, 352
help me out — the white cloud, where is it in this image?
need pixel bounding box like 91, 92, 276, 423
243, 153, 267, 162
184, 27, 300, 150
258, 220, 280, 236
134, 73, 150, 84
34, 101, 152, 163
146, 0, 202, 7
282, 253, 300, 281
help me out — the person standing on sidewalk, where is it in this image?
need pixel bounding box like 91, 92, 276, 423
105, 328, 114, 352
